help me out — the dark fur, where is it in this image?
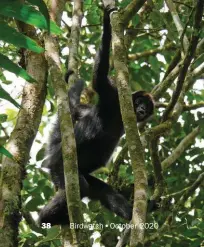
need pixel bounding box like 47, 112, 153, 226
39, 9, 154, 226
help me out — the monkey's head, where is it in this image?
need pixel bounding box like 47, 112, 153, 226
132, 91, 154, 122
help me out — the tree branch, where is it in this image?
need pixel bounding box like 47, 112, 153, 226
0, 24, 47, 246
149, 137, 165, 201
67, 0, 83, 84
116, 226, 131, 247
122, 0, 148, 26
128, 42, 175, 61
108, 143, 128, 187
162, 0, 204, 122
156, 101, 204, 111
161, 127, 200, 170
151, 59, 182, 101
145, 172, 204, 245
45, 0, 89, 246
165, 0, 189, 52
141, 120, 172, 147
110, 7, 148, 246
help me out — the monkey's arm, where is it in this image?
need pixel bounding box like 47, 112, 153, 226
92, 9, 113, 95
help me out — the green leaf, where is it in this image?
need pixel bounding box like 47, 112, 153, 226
35, 226, 60, 245
45, 226, 60, 240
0, 114, 7, 123
36, 147, 45, 161
86, 6, 101, 25
0, 53, 36, 82
26, 196, 44, 211
132, 14, 140, 26
43, 186, 54, 200
0, 145, 13, 159
0, 85, 21, 108
0, 22, 44, 53
26, 0, 50, 33
0, 2, 61, 35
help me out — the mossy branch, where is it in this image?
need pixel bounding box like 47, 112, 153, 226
128, 42, 175, 61
0, 23, 47, 247
110, 8, 147, 246
68, 0, 83, 84
161, 127, 200, 170
45, 0, 89, 246
122, 0, 148, 26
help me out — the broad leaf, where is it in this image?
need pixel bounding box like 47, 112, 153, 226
0, 22, 44, 53
0, 53, 36, 82
0, 2, 61, 35
0, 114, 7, 123
0, 85, 21, 108
26, 0, 50, 33
0, 145, 13, 159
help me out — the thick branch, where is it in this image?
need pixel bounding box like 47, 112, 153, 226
122, 0, 148, 26
44, 34, 87, 246
0, 24, 47, 247
68, 0, 83, 84
141, 120, 172, 147
45, 0, 88, 246
111, 9, 148, 246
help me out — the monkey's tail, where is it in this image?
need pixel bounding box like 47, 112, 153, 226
65, 69, 74, 83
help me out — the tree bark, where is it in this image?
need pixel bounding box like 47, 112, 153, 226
0, 24, 47, 247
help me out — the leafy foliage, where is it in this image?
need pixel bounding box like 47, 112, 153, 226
1, 0, 204, 246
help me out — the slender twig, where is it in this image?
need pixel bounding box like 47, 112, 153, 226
197, 38, 204, 53
172, 1, 192, 9
162, 0, 204, 122
161, 50, 181, 82
156, 101, 204, 111
151, 60, 182, 100
165, 0, 189, 52
179, 6, 195, 53
144, 172, 204, 245
161, 127, 200, 170
108, 143, 128, 187
128, 42, 175, 60
116, 226, 131, 247
149, 137, 165, 201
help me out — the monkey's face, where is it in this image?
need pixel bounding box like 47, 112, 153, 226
132, 91, 154, 122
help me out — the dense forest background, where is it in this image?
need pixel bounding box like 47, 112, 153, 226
0, 0, 203, 247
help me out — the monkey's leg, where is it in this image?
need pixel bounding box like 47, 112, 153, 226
38, 190, 68, 226
85, 174, 132, 220
39, 175, 89, 226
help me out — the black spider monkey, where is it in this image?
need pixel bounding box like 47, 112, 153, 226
39, 6, 154, 226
